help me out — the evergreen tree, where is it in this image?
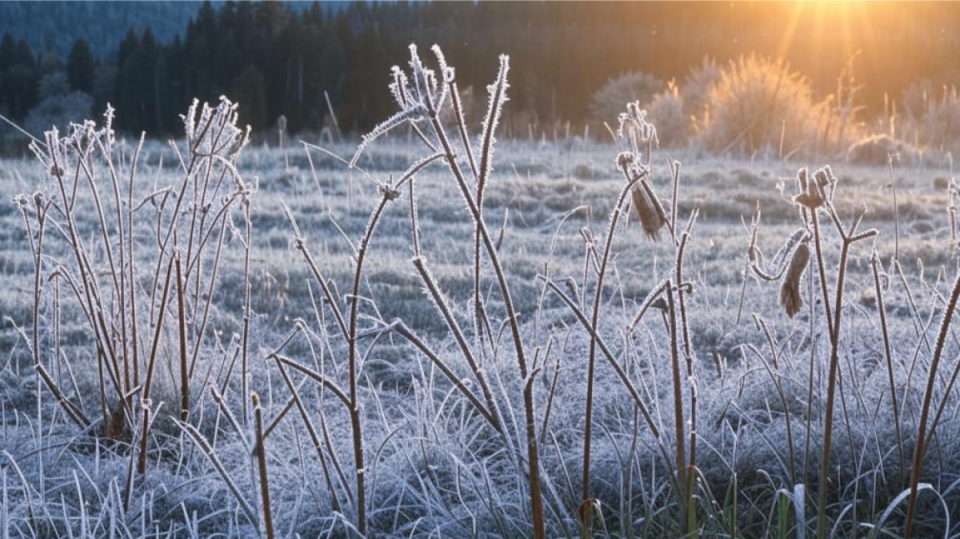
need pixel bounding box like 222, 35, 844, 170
232, 65, 268, 129
67, 39, 95, 94
0, 33, 16, 70
4, 39, 38, 120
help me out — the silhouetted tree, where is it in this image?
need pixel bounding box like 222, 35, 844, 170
67, 39, 95, 94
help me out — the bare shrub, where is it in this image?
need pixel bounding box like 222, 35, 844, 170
682, 56, 721, 118
589, 70, 662, 125
901, 82, 960, 153
647, 80, 690, 147
694, 55, 826, 157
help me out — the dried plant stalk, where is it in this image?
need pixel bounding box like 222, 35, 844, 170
253, 393, 275, 539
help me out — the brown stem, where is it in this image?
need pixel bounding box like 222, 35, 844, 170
870, 250, 906, 488
175, 250, 189, 421
904, 268, 960, 539
252, 393, 275, 539
581, 164, 647, 516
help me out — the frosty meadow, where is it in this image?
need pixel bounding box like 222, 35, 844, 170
3, 43, 960, 539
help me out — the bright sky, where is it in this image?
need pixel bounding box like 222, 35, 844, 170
778, 0, 888, 66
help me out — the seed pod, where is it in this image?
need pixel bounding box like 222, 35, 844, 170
794, 178, 825, 209
779, 242, 811, 318
631, 183, 667, 241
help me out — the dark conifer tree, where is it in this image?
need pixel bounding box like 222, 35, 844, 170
66, 39, 95, 94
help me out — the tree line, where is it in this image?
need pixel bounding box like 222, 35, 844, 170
3, 1, 960, 138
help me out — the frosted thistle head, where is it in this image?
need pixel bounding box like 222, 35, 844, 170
388, 44, 455, 117
615, 101, 658, 179
181, 96, 250, 159
351, 44, 457, 169
793, 167, 824, 210
793, 165, 837, 210
27, 106, 117, 176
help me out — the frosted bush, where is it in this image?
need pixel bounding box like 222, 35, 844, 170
682, 56, 721, 118
590, 70, 662, 125
901, 83, 960, 153
694, 55, 827, 157
647, 80, 690, 147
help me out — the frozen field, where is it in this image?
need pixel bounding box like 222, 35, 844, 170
1, 127, 959, 537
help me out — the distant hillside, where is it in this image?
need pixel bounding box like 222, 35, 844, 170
0, 1, 350, 59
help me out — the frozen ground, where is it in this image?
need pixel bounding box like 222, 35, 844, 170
1, 135, 959, 537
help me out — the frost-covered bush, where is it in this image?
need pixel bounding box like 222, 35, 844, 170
16, 72, 94, 139
694, 55, 826, 157
647, 80, 689, 147
590, 70, 662, 124
682, 56, 721, 118
23, 90, 93, 137
901, 83, 960, 153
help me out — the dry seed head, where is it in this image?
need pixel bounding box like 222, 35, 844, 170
779, 241, 810, 318
48, 163, 65, 178
563, 277, 580, 300
794, 178, 825, 210
814, 165, 836, 199
615, 101, 657, 178
378, 183, 402, 201
631, 184, 666, 241
792, 167, 826, 210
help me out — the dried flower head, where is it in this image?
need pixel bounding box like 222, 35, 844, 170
615, 101, 658, 179
48, 162, 66, 178
181, 96, 249, 159
779, 241, 810, 318
813, 166, 833, 189
794, 175, 824, 210
794, 165, 836, 209
352, 44, 458, 168
631, 183, 667, 241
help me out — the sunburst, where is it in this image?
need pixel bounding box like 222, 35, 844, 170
777, 1, 875, 64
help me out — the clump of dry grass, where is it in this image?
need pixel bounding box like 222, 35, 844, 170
694, 55, 831, 157
590, 71, 663, 127
901, 82, 960, 154
683, 56, 722, 119
646, 81, 690, 147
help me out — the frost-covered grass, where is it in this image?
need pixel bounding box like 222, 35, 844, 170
2, 48, 960, 539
